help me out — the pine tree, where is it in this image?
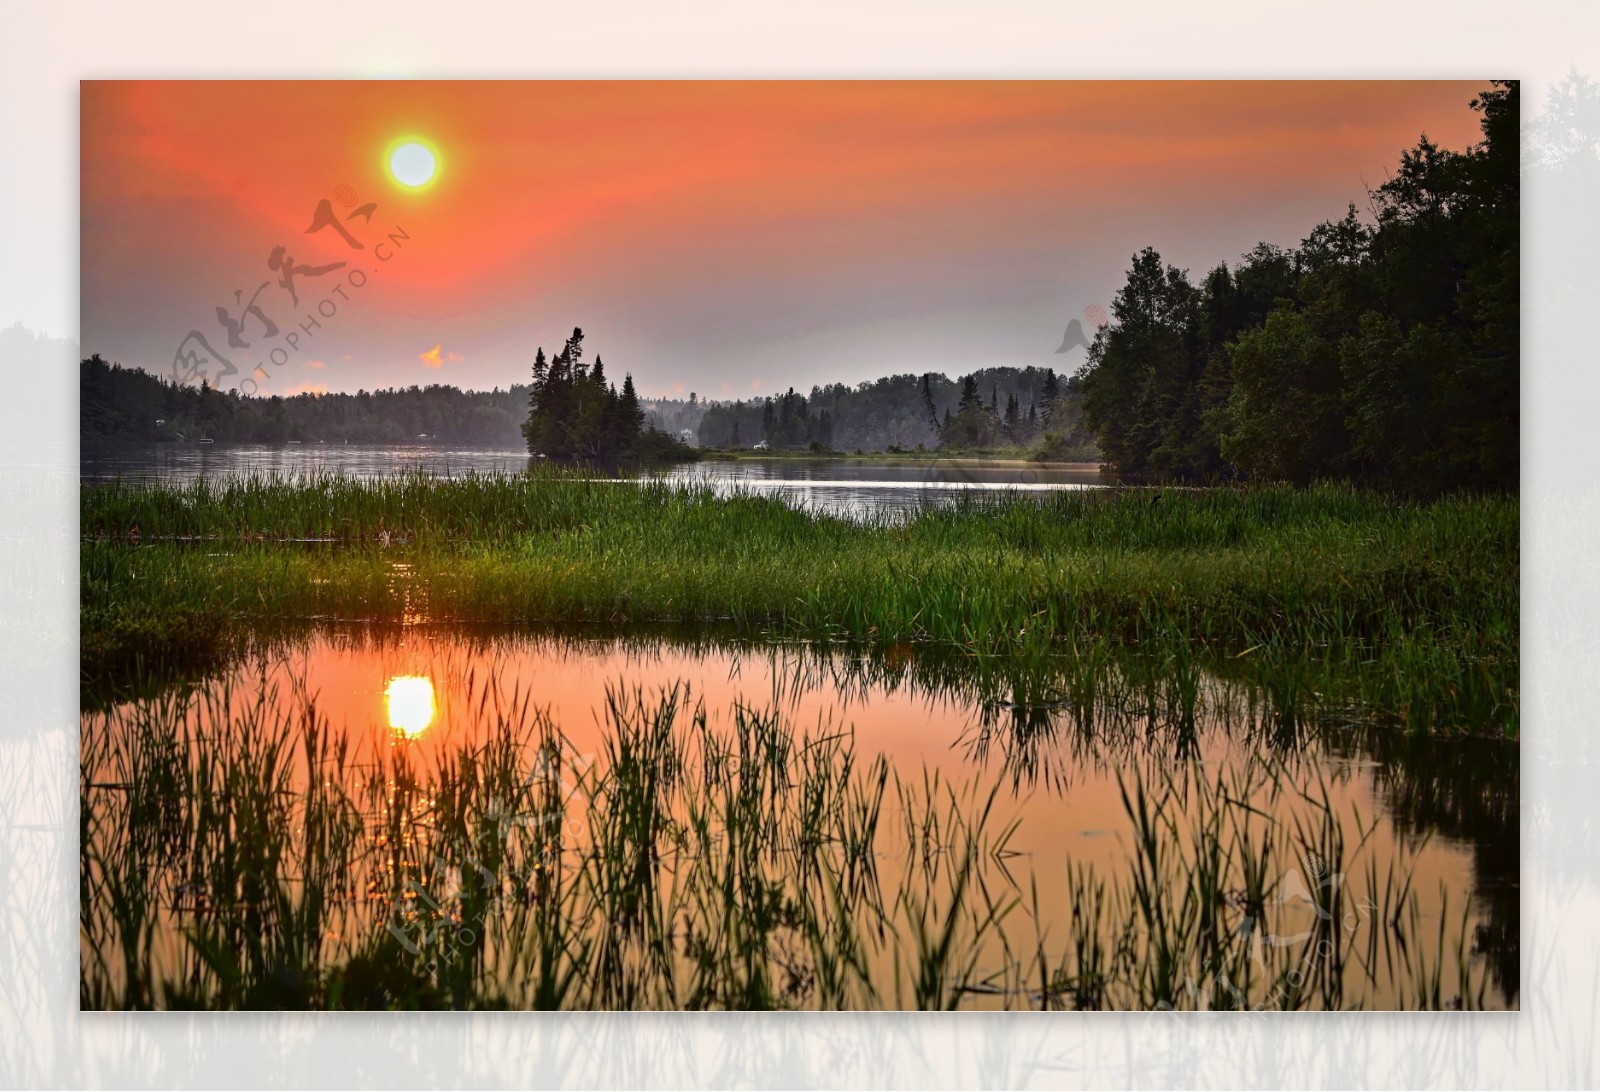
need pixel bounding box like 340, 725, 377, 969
619, 374, 644, 442
921, 373, 941, 438
1040, 369, 1060, 419
958, 376, 981, 413
521, 328, 679, 461
521, 347, 549, 452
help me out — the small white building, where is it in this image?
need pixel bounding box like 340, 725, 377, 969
678, 429, 697, 446
753, 440, 769, 450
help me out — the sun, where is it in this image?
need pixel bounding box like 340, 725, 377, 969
386, 137, 439, 189
385, 675, 436, 737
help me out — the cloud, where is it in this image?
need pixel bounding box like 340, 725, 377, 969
304, 358, 327, 370
420, 344, 465, 367
283, 381, 329, 397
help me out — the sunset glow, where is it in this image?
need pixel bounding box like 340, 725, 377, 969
80, 81, 1489, 399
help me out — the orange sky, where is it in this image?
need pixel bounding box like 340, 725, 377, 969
80, 80, 1491, 399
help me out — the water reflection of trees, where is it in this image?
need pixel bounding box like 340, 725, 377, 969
202, 622, 1520, 1006
779, 636, 1521, 1007
1316, 722, 1519, 1004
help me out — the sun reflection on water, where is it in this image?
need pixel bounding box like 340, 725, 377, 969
385, 675, 436, 737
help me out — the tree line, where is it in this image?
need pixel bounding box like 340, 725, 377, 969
80, 354, 527, 444
80, 352, 1094, 458
521, 327, 693, 462
693, 366, 1096, 455
1076, 81, 1518, 492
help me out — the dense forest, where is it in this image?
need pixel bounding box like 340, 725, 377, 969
641, 395, 706, 440
82, 353, 1095, 457
81, 354, 527, 444
693, 366, 1095, 455
520, 328, 693, 461
1076, 81, 1518, 492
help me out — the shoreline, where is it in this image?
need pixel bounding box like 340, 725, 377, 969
697, 448, 1104, 469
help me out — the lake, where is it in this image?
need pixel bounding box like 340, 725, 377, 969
80, 624, 1517, 1010
78, 441, 1104, 519
76, 450, 1517, 1010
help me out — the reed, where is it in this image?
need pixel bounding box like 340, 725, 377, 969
80, 667, 1492, 1010
81, 473, 1519, 736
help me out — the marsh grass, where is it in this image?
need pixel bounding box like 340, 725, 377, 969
80, 472, 1517, 736
77, 471, 1516, 1009
80, 662, 1496, 1011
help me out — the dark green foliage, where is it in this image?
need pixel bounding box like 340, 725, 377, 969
80, 354, 528, 444
696, 385, 836, 451
1222, 308, 1351, 481
521, 328, 694, 463
940, 375, 998, 449
694, 366, 1092, 455
1077, 82, 1518, 493
82, 351, 1094, 461
1078, 248, 1205, 477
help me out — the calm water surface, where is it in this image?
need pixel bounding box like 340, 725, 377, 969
79, 441, 1103, 518
82, 626, 1518, 1009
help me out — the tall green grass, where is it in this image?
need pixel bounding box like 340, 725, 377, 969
81, 473, 1519, 736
